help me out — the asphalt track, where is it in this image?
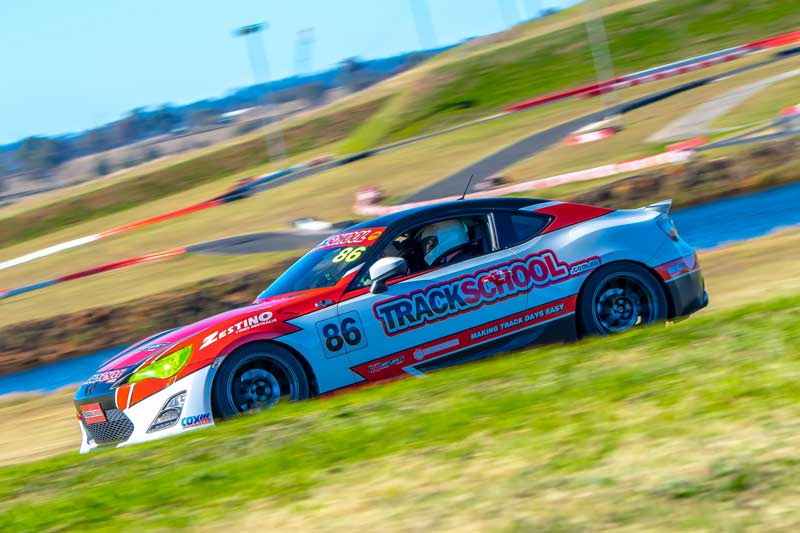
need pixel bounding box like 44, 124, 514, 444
187, 230, 334, 255
649, 66, 800, 142
406, 52, 796, 202
191, 53, 797, 256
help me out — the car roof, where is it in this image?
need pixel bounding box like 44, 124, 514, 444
346, 197, 549, 233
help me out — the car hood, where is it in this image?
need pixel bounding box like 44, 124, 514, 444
97, 288, 334, 373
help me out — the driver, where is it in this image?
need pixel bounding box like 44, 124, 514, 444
417, 219, 473, 267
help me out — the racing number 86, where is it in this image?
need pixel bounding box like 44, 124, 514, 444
331, 246, 367, 263
322, 317, 361, 352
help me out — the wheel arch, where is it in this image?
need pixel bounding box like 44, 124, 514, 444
213, 337, 319, 397
575, 258, 674, 334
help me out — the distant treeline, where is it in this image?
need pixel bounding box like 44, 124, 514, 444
0, 45, 453, 181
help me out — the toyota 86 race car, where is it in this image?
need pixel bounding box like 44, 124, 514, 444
74, 197, 707, 452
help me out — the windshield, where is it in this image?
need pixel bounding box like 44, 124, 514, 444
257, 227, 385, 298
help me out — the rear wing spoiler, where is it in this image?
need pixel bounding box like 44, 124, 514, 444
645, 199, 672, 215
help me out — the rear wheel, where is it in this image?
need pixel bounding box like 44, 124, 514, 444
211, 343, 310, 419
578, 262, 667, 336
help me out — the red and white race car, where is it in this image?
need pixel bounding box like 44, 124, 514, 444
74, 197, 707, 452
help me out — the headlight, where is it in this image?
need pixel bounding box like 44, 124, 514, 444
129, 346, 192, 383
657, 214, 679, 241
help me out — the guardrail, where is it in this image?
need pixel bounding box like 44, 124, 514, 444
3, 28, 798, 281
354, 150, 694, 216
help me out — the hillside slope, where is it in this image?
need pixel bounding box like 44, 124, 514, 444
1, 294, 798, 530
344, 0, 800, 149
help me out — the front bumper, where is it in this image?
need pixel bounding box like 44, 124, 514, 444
75, 366, 215, 453
665, 269, 708, 319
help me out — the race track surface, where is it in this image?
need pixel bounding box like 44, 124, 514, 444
649, 66, 800, 142
405, 53, 794, 202
187, 230, 334, 255
192, 53, 797, 255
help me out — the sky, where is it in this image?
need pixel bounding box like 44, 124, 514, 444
0, 0, 576, 144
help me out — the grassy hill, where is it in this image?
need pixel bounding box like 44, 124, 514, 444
4, 0, 800, 250
343, 0, 800, 150
0, 293, 798, 530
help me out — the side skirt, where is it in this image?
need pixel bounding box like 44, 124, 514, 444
414, 314, 576, 373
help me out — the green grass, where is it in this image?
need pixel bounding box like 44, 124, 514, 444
0, 293, 798, 530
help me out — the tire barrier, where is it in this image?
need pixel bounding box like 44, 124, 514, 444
780, 104, 800, 117
564, 127, 618, 145
354, 150, 694, 216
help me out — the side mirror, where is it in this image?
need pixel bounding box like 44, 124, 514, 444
369, 257, 408, 294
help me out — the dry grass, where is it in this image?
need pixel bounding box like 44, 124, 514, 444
0, 389, 79, 467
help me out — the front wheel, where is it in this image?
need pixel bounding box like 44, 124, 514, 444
211, 343, 310, 419
578, 262, 667, 336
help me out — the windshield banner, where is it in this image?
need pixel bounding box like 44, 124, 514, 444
314, 227, 385, 251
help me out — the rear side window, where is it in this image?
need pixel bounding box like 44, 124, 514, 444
494, 212, 549, 249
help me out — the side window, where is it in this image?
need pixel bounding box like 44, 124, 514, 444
356, 215, 493, 287
493, 212, 549, 249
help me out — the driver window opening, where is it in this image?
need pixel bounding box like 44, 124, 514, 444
358, 215, 492, 287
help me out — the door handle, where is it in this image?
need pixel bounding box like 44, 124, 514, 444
489, 272, 507, 285
315, 299, 334, 308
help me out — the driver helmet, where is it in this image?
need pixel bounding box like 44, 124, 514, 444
418, 220, 469, 266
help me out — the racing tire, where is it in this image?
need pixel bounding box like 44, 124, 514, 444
578, 262, 667, 337
211, 342, 310, 419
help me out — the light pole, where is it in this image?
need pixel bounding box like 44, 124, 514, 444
234, 22, 287, 162
582, 0, 623, 127
409, 0, 437, 49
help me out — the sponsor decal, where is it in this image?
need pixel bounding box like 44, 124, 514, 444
354, 296, 576, 380
368, 356, 405, 374
373, 250, 598, 335
200, 311, 276, 351
314, 227, 385, 251
85, 368, 127, 384
181, 412, 212, 428
80, 402, 107, 424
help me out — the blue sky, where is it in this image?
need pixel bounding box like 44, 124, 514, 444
0, 0, 576, 144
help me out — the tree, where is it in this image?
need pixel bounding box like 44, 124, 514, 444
337, 57, 365, 92
149, 104, 180, 134
113, 107, 147, 146
78, 128, 111, 155
400, 52, 428, 72
18, 136, 68, 177
298, 82, 327, 106
188, 109, 218, 130
95, 158, 112, 176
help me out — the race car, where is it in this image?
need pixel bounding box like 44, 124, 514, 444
73, 197, 707, 452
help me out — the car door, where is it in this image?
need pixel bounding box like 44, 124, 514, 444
493, 210, 585, 330
335, 213, 529, 381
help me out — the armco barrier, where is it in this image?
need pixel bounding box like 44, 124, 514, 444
0, 159, 328, 273
505, 29, 800, 113
0, 247, 187, 300
354, 150, 693, 216
5, 29, 799, 276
